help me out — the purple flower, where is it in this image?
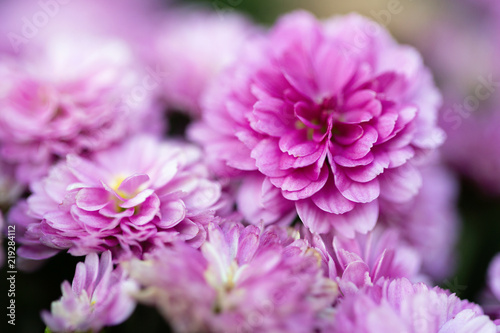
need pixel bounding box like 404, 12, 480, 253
42, 251, 137, 333
0, 29, 163, 184
190, 11, 443, 237
333, 277, 497, 333
11, 136, 225, 259
305, 225, 423, 297
125, 222, 338, 333
152, 9, 260, 116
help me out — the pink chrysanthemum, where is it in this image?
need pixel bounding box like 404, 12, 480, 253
0, 30, 163, 184
152, 8, 260, 116
126, 222, 338, 333
42, 251, 137, 333
190, 11, 443, 237
305, 225, 423, 297
11, 136, 225, 259
333, 278, 497, 333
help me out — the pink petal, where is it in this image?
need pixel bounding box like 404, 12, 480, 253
338, 125, 378, 160
296, 199, 333, 234
335, 170, 380, 203
120, 189, 155, 209
311, 176, 355, 214
252, 98, 293, 136
117, 174, 150, 196
343, 157, 389, 183
328, 201, 379, 238
129, 194, 160, 226
76, 188, 110, 211
252, 139, 290, 177
341, 260, 371, 294
157, 200, 186, 229
379, 164, 422, 203
314, 41, 356, 99
279, 165, 329, 200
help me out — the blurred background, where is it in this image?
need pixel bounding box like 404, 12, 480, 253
2, 0, 500, 332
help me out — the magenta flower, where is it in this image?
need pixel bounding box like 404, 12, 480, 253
11, 136, 225, 259
42, 251, 137, 333
380, 160, 460, 280
306, 225, 423, 297
126, 222, 338, 333
152, 9, 259, 116
333, 278, 497, 333
0, 30, 163, 184
191, 11, 443, 237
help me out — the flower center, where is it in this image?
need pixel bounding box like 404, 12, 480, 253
108, 175, 141, 213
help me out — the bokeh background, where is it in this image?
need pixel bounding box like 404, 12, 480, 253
2, 0, 499, 332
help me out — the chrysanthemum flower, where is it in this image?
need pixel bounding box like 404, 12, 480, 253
0, 30, 163, 184
11, 136, 225, 259
42, 251, 137, 333
333, 277, 497, 333
125, 222, 338, 333
306, 225, 423, 296
190, 11, 443, 237
152, 9, 259, 116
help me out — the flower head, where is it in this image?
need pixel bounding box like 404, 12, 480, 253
0, 29, 163, 184
12, 136, 225, 259
42, 251, 137, 333
152, 9, 259, 116
333, 277, 497, 333
191, 11, 443, 237
126, 222, 338, 333
306, 225, 423, 296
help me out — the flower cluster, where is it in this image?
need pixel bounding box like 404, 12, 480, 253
126, 223, 338, 333
0, 0, 499, 332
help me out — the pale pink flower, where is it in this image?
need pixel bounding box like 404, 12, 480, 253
126, 222, 338, 333
11, 136, 225, 259
152, 8, 260, 116
333, 278, 497, 333
42, 251, 137, 332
